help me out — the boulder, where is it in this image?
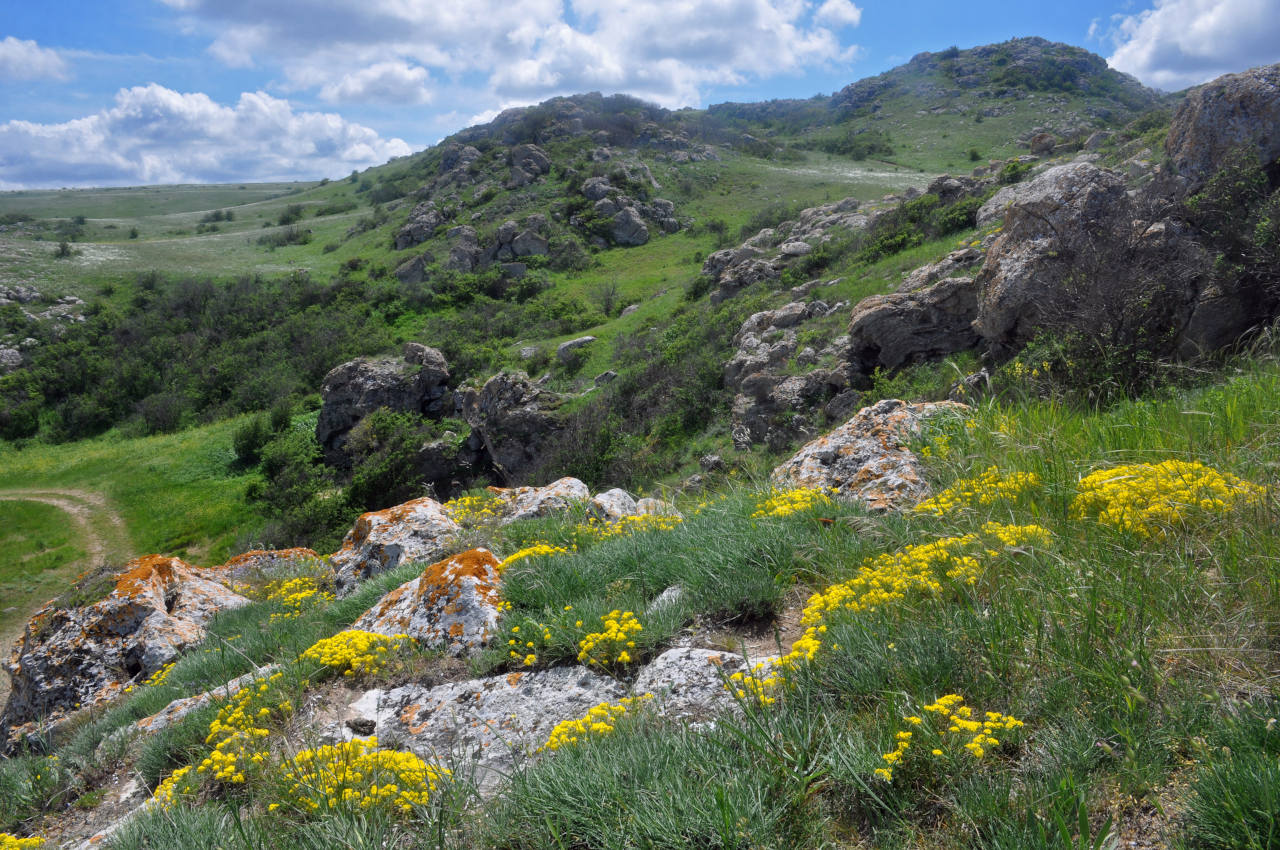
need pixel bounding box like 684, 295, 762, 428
511, 229, 549, 257
440, 144, 481, 174
1166, 63, 1280, 192
590, 488, 639, 522
0, 348, 21, 374
329, 667, 625, 790
215, 548, 323, 582
636, 498, 681, 517
329, 497, 462, 595
633, 648, 764, 722
770, 399, 968, 512
556, 335, 596, 362
352, 549, 501, 656
2, 556, 250, 730
488, 477, 591, 523
899, 247, 983, 292
732, 369, 848, 451
972, 162, 1208, 355
581, 177, 612, 201
1029, 132, 1057, 155
393, 202, 444, 250
926, 175, 986, 203
444, 225, 482, 272
778, 241, 813, 257
846, 276, 980, 374
460, 371, 565, 482
611, 207, 650, 246
316, 346, 451, 464
393, 252, 432, 285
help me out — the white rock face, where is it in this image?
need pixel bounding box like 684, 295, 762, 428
491, 477, 591, 523
590, 488, 639, 521
353, 549, 502, 656
633, 648, 770, 722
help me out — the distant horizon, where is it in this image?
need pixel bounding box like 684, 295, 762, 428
4, 0, 1279, 189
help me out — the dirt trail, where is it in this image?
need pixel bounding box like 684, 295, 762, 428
0, 489, 133, 703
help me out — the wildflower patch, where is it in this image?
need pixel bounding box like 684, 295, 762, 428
1072, 459, 1265, 537
497, 542, 573, 574
300, 630, 409, 678
751, 487, 834, 519
577, 610, 644, 668
274, 737, 449, 816
540, 695, 653, 752
914, 467, 1041, 516
875, 694, 1024, 782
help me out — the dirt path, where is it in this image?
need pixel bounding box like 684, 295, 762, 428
0, 489, 133, 704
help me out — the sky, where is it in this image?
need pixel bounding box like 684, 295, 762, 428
2, 0, 1278, 189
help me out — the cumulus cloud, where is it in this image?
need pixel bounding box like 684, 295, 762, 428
318, 61, 433, 104
0, 84, 411, 189
0, 36, 71, 81
156, 0, 863, 109
1107, 0, 1280, 90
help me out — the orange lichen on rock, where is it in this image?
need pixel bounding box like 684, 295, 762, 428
329, 497, 461, 595
352, 549, 502, 657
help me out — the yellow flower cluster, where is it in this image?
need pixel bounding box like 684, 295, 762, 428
151, 765, 196, 810
1072, 459, 1265, 537
751, 487, 834, 518
577, 610, 643, 667
264, 576, 335, 623
0, 835, 44, 849
914, 467, 1041, 516
577, 513, 684, 541
443, 493, 504, 527
275, 737, 449, 816
300, 630, 408, 678
126, 661, 176, 693
729, 524, 1050, 703
497, 542, 573, 574
875, 694, 1024, 781
198, 672, 291, 785
540, 695, 653, 751
918, 434, 951, 459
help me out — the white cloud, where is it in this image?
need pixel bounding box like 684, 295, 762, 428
815, 0, 863, 27
153, 0, 863, 110
1107, 0, 1280, 90
0, 84, 411, 189
0, 36, 71, 81
318, 62, 433, 104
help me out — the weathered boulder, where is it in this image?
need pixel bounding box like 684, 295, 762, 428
393, 202, 444, 250
510, 144, 551, 176
440, 144, 481, 174
394, 252, 433, 284
778, 241, 813, 257
636, 498, 681, 517
972, 162, 1207, 355
1166, 63, 1280, 192
732, 369, 849, 450
329, 497, 462, 595
633, 648, 764, 722
444, 225, 482, 272
1029, 132, 1057, 155
611, 207, 650, 246
899, 246, 983, 292
329, 667, 626, 789
353, 549, 501, 655
460, 371, 565, 483
316, 345, 451, 464
771, 399, 968, 512
581, 177, 612, 201
215, 548, 323, 581
489, 477, 591, 523
926, 174, 987, 203
556, 335, 596, 362
2, 556, 250, 729
590, 488, 638, 522
0, 348, 22, 374
846, 276, 980, 374
511, 229, 549, 257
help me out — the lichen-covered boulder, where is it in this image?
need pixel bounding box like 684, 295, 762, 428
215, 548, 322, 581
633, 648, 763, 722
490, 476, 591, 523
329, 667, 625, 789
590, 488, 639, 522
330, 497, 461, 595
771, 399, 968, 511
352, 549, 502, 655
459, 371, 566, 482
2, 556, 250, 730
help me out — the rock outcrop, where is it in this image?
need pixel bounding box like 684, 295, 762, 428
330, 498, 462, 594
393, 202, 445, 250
460, 371, 565, 483
3, 556, 250, 731
316, 343, 451, 464
846, 276, 980, 373
487, 477, 591, 523
1165, 62, 1280, 192
771, 399, 968, 512
353, 549, 502, 655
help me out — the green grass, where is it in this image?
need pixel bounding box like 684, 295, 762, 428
0, 501, 84, 585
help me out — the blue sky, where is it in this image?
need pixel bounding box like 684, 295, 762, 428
2, 0, 1278, 189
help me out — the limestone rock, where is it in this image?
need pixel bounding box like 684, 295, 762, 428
489, 477, 591, 523
633, 648, 765, 722
459, 371, 565, 483
215, 548, 323, 581
636, 497, 680, 517
1166, 63, 1280, 192
846, 276, 980, 373
556, 336, 596, 362
1029, 132, 1057, 155
771, 399, 968, 512
2, 556, 250, 730
330, 667, 626, 788
444, 225, 482, 272
316, 347, 451, 464
581, 177, 612, 201
509, 144, 551, 178
611, 207, 650, 246
590, 488, 639, 522
511, 229, 548, 257
394, 202, 444, 250
899, 247, 983, 292
0, 348, 21, 374
394, 252, 433, 285
131, 666, 280, 737
330, 498, 462, 595
353, 549, 501, 656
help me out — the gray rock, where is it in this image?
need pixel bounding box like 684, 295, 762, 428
511, 229, 549, 257
611, 207, 650, 246
556, 335, 596, 362
1029, 132, 1057, 155
590, 488, 639, 522
394, 252, 433, 284
581, 177, 612, 201
594, 370, 617, 386
847, 276, 980, 374
778, 241, 813, 256
0, 348, 22, 374
459, 371, 566, 482
330, 497, 462, 594
900, 247, 983, 292
394, 202, 444, 250
509, 144, 551, 177
771, 399, 968, 512
633, 648, 765, 722
1166, 62, 1280, 192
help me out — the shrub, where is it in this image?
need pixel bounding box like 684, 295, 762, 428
232, 414, 271, 467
